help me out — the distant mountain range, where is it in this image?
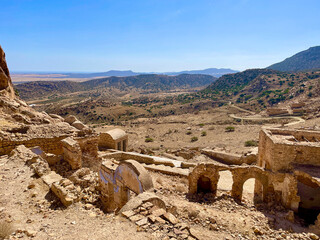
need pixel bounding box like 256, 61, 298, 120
268, 46, 320, 72
13, 68, 238, 79
162, 68, 238, 77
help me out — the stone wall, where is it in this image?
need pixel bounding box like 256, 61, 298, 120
0, 135, 69, 156
61, 135, 100, 171
76, 136, 100, 171
258, 128, 320, 171
266, 108, 289, 116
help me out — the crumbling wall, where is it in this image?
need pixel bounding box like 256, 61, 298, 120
266, 107, 289, 116
99, 160, 154, 212
0, 135, 69, 156
76, 136, 99, 171
188, 162, 302, 212
258, 128, 320, 171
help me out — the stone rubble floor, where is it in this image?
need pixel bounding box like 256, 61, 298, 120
0, 155, 319, 240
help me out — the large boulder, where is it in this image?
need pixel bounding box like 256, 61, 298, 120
0, 45, 15, 98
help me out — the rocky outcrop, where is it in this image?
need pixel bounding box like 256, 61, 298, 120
0, 45, 15, 98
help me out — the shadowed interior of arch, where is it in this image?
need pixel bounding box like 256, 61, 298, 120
297, 180, 320, 225
197, 175, 212, 193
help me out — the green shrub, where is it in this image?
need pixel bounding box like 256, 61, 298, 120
245, 140, 258, 147
225, 126, 235, 132
191, 136, 198, 142
199, 123, 204, 127
186, 131, 192, 135
201, 131, 207, 136
145, 137, 154, 143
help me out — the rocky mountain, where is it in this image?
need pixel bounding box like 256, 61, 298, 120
268, 46, 320, 72
0, 45, 79, 134
0, 45, 15, 99
15, 74, 217, 100
194, 68, 320, 112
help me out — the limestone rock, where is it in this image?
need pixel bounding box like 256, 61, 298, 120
30, 158, 51, 176
0, 45, 15, 98
51, 178, 80, 207
64, 115, 78, 125
162, 212, 179, 225
49, 114, 64, 121
41, 171, 63, 187
71, 120, 86, 130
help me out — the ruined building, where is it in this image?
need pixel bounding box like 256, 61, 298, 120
188, 127, 320, 224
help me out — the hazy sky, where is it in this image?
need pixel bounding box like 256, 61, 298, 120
1, 0, 320, 72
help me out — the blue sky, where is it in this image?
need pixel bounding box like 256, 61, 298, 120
1, 0, 320, 72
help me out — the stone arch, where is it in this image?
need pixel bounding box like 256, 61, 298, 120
295, 171, 320, 224
231, 166, 269, 203
99, 160, 154, 211
189, 164, 220, 196
114, 160, 154, 194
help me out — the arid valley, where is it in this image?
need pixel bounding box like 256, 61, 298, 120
2, 1, 320, 239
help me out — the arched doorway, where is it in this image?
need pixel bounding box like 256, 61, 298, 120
297, 179, 320, 225
231, 170, 268, 203
242, 178, 259, 205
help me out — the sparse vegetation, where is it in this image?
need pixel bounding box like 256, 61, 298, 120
245, 140, 258, 147
201, 131, 207, 136
186, 131, 192, 135
145, 137, 154, 143
191, 136, 198, 142
225, 126, 235, 132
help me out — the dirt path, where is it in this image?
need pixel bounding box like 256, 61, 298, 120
228, 103, 255, 114
229, 113, 305, 126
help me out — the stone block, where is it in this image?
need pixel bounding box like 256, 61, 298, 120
162, 212, 179, 225
41, 171, 63, 187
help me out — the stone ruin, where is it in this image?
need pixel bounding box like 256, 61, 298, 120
266, 102, 308, 117
98, 128, 128, 151
99, 159, 154, 212
188, 127, 320, 227
1, 45, 320, 237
